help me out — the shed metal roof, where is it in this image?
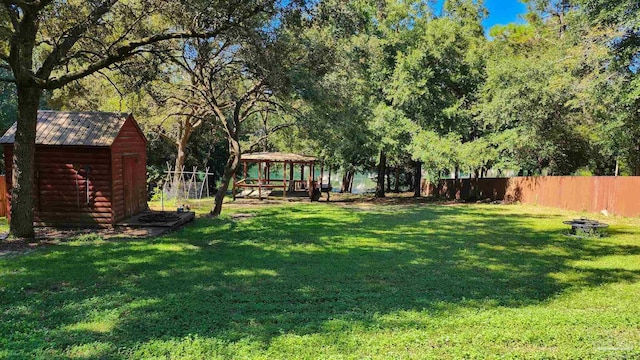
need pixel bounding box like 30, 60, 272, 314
241, 152, 318, 163
0, 111, 132, 146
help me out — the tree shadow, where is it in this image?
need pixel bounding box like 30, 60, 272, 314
2, 203, 639, 357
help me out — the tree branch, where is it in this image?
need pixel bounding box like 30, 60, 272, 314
239, 96, 263, 123
42, 3, 267, 90
1, 2, 20, 30
248, 122, 296, 151
36, 0, 118, 79
156, 127, 178, 146
43, 28, 235, 89
239, 79, 266, 103
161, 112, 212, 125
106, 6, 160, 53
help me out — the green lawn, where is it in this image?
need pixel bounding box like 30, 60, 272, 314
1, 201, 639, 359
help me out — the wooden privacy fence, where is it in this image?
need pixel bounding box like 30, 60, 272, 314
425, 176, 640, 218
0, 175, 6, 217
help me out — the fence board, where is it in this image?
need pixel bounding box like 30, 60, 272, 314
427, 176, 640, 218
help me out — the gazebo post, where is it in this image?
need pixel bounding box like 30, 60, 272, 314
289, 162, 294, 184
243, 162, 247, 179
267, 162, 271, 183
283, 161, 287, 199
258, 161, 262, 200
327, 166, 331, 201
312, 162, 316, 196
308, 162, 315, 200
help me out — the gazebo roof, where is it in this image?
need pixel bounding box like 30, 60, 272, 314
241, 152, 317, 163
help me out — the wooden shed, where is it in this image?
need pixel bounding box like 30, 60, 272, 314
0, 111, 148, 227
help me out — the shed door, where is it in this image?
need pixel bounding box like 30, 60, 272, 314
123, 156, 139, 218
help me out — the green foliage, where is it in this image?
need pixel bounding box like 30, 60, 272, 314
578, 0, 640, 68
477, 1, 635, 175
458, 137, 498, 174
574, 167, 593, 176
409, 130, 460, 178
278, 6, 379, 171
292, 0, 488, 182
1, 202, 639, 357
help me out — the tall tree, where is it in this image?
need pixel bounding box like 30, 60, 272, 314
147, 5, 321, 216
478, 1, 625, 176
577, 0, 640, 174
267, 0, 377, 193
0, 0, 266, 238
387, 0, 487, 186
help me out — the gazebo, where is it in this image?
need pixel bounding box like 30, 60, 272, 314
233, 152, 331, 200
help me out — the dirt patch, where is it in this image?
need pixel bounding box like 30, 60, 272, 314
32, 226, 165, 240
329, 193, 446, 206
0, 226, 168, 257
0, 238, 45, 257
231, 213, 256, 221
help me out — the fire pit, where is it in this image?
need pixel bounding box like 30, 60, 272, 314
563, 218, 609, 237
117, 210, 195, 233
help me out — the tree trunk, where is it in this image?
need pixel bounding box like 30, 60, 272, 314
413, 161, 422, 197
394, 166, 400, 193
375, 150, 386, 198
173, 149, 186, 197
10, 85, 42, 239
172, 121, 192, 198
340, 169, 354, 193
386, 166, 391, 192
211, 138, 240, 216
408, 172, 414, 192
9, 8, 40, 239
348, 171, 354, 193
454, 165, 460, 179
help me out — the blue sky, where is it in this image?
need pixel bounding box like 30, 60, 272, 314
481, 0, 528, 29
436, 0, 528, 31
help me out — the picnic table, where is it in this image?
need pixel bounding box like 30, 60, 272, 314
563, 218, 609, 237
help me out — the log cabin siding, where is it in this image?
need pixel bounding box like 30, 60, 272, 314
110, 117, 148, 223
3, 145, 113, 227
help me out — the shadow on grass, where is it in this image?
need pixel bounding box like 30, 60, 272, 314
1, 204, 639, 357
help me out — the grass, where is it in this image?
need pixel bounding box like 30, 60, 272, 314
1, 199, 639, 359
0, 218, 8, 234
